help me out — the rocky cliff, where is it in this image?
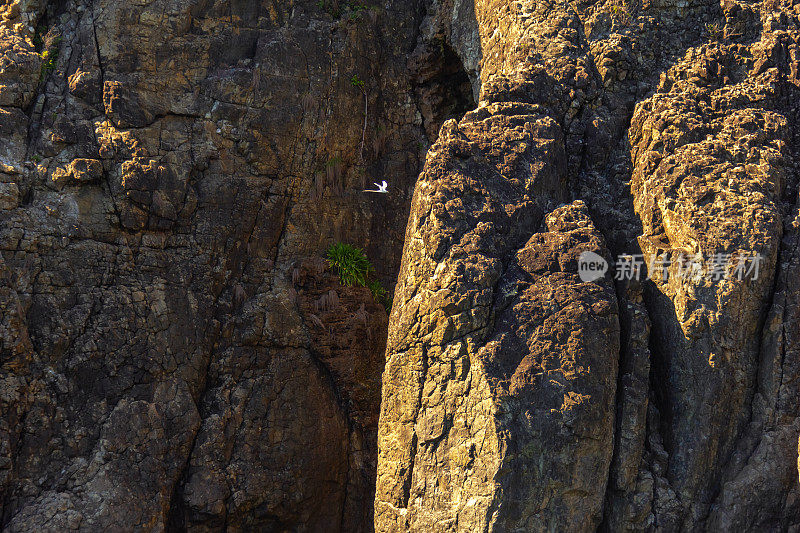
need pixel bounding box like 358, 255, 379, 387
0, 0, 799, 531
0, 0, 436, 530
375, 0, 800, 531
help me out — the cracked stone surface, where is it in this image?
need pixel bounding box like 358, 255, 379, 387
1, 0, 800, 531
376, 0, 800, 531
0, 0, 434, 530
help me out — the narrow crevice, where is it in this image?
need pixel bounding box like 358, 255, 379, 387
164, 459, 190, 532
400, 344, 428, 508
640, 284, 675, 459
598, 280, 641, 532
409, 37, 477, 142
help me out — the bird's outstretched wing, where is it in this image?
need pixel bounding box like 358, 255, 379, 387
364, 180, 388, 193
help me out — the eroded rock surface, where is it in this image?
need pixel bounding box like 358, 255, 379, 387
376, 0, 800, 531
0, 0, 435, 530
2, 0, 800, 531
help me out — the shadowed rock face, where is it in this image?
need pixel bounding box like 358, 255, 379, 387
0, 0, 432, 530
1, 0, 800, 531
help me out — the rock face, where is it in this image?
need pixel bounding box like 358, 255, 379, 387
1, 0, 800, 532
0, 0, 435, 530
376, 0, 800, 531
376, 192, 620, 531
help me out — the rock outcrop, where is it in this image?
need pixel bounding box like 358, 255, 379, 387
0, 0, 431, 530
376, 0, 800, 531
1, 0, 800, 531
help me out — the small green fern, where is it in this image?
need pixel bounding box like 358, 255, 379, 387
350, 74, 365, 89
326, 242, 373, 287
326, 243, 391, 310
367, 278, 385, 300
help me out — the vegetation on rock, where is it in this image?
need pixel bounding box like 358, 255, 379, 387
38, 36, 60, 81
326, 243, 390, 309
326, 242, 373, 287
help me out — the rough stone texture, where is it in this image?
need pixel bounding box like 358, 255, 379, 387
0, 0, 439, 530
373, 96, 620, 531
376, 0, 800, 531
626, 31, 799, 527
2, 0, 800, 531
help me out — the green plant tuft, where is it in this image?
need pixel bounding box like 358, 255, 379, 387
366, 278, 385, 300
705, 21, 724, 40
348, 2, 368, 20
610, 1, 631, 26
350, 74, 365, 89
326, 242, 392, 310
367, 279, 392, 311
326, 242, 373, 287
39, 42, 60, 81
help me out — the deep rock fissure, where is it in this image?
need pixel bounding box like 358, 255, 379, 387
410, 36, 477, 142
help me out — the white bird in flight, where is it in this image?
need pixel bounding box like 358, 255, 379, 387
364, 180, 388, 193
